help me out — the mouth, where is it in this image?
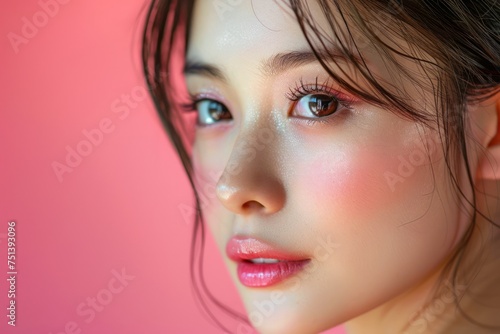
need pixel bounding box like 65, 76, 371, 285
226, 236, 311, 288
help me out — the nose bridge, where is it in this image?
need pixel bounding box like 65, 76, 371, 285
220, 122, 276, 186
223, 64, 281, 171
215, 121, 285, 215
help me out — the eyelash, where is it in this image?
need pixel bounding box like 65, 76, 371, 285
179, 94, 207, 113
180, 76, 356, 126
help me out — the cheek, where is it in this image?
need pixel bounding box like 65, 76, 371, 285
295, 143, 437, 224
191, 146, 225, 230
279, 135, 464, 323
191, 140, 241, 254
291, 131, 461, 272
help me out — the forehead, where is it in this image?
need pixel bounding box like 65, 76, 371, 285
185, 1, 435, 107
186, 1, 323, 62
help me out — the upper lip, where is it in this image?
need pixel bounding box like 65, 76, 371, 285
226, 235, 310, 262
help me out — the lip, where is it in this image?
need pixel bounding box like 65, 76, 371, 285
226, 236, 311, 287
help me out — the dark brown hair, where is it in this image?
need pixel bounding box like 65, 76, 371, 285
142, 0, 500, 332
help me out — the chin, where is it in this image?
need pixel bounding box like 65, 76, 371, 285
241, 299, 338, 334
251, 317, 333, 334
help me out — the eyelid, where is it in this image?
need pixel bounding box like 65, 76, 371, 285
179, 91, 228, 113
191, 92, 225, 106
284, 77, 360, 127
180, 92, 233, 127
285, 77, 359, 107
181, 78, 359, 127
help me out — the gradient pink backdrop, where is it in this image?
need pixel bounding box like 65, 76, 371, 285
0, 1, 346, 333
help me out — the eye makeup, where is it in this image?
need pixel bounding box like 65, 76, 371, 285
181, 75, 360, 127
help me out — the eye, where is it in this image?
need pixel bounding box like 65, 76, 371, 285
195, 99, 232, 126
293, 94, 340, 119
285, 77, 356, 124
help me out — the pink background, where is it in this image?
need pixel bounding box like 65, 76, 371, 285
0, 1, 345, 333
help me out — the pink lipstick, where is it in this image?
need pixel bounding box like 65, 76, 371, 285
226, 236, 310, 287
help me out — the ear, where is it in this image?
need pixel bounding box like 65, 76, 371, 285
477, 95, 500, 180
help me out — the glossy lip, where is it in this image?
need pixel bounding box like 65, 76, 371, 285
226, 236, 311, 287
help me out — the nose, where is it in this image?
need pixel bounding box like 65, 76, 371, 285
215, 129, 286, 216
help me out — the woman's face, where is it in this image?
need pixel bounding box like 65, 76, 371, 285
184, 1, 479, 333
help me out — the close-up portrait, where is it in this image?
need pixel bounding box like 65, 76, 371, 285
2, 0, 500, 333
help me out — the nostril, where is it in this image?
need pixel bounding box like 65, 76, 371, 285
241, 200, 266, 212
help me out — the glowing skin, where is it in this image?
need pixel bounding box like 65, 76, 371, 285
184, 1, 500, 333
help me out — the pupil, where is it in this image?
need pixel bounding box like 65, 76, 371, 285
209, 101, 229, 120
309, 95, 338, 116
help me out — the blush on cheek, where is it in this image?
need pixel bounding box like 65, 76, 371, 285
298, 142, 437, 224
299, 150, 389, 215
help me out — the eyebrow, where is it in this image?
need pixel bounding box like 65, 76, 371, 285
184, 48, 360, 82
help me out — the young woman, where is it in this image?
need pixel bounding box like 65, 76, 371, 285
142, 1, 500, 333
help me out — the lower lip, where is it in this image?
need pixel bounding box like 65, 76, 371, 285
236, 260, 310, 287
